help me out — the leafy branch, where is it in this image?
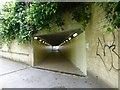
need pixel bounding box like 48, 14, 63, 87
0, 2, 91, 47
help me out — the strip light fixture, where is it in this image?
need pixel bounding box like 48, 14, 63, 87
34, 37, 38, 39
73, 33, 78, 37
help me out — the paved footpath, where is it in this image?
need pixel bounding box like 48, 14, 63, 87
0, 57, 103, 88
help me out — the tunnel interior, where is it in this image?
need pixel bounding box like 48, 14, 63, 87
33, 29, 86, 76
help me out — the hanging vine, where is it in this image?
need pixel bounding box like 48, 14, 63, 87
0, 2, 91, 46
1, 2, 119, 47
1, 2, 60, 44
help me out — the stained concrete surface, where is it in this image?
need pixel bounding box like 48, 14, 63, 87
35, 52, 84, 76
0, 57, 102, 88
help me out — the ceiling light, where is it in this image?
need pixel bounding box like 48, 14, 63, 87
42, 41, 45, 43
34, 37, 38, 39
73, 33, 78, 37
39, 40, 42, 42
66, 40, 68, 42
68, 37, 71, 40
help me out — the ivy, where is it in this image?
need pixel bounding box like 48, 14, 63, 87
0, 2, 91, 46
0, 2, 119, 48
69, 3, 91, 29
1, 2, 60, 44
99, 2, 120, 32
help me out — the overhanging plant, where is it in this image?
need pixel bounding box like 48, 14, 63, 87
0, 2, 91, 48
99, 2, 120, 32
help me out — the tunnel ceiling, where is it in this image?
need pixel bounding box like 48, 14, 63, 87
36, 29, 83, 46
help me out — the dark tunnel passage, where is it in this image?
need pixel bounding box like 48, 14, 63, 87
33, 29, 86, 76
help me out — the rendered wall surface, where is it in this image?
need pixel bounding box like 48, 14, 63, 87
35, 11, 81, 36
33, 39, 52, 65
117, 22, 119, 89
59, 32, 87, 75
0, 40, 33, 65
86, 4, 119, 88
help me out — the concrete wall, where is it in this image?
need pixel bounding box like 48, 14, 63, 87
35, 11, 82, 36
0, 39, 52, 66
86, 4, 119, 88
59, 32, 87, 75
33, 39, 52, 65
0, 40, 33, 65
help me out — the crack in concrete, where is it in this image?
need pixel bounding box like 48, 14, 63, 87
0, 67, 29, 77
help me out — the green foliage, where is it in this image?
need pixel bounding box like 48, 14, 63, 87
99, 2, 120, 32
0, 2, 91, 46
0, 2, 15, 44
70, 3, 91, 29
0, 38, 2, 48
29, 2, 57, 30
1, 2, 60, 44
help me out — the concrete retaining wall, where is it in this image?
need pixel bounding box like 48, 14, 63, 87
0, 40, 33, 65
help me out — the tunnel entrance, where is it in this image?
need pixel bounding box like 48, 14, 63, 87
33, 29, 86, 76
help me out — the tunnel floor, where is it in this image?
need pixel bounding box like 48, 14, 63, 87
34, 52, 84, 76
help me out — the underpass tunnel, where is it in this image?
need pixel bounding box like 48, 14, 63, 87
33, 29, 87, 76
